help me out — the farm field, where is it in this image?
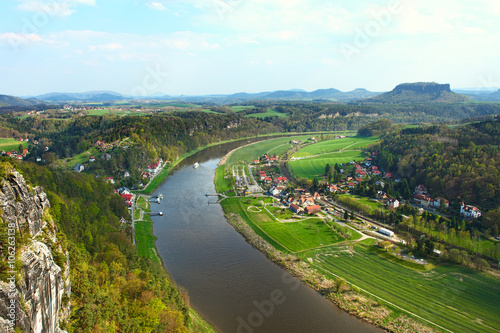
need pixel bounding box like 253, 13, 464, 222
245, 108, 288, 119
0, 138, 28, 152
292, 136, 379, 158
227, 135, 313, 164
289, 151, 365, 179
306, 239, 500, 333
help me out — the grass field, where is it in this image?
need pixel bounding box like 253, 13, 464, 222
338, 194, 386, 212
290, 151, 366, 179
221, 197, 358, 253
227, 135, 312, 164
0, 139, 28, 152
135, 215, 160, 263
245, 108, 288, 119
229, 105, 255, 112
306, 239, 500, 333
214, 165, 233, 193
292, 136, 379, 158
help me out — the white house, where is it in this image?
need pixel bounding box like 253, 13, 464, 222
460, 203, 482, 219
387, 198, 399, 209
75, 164, 84, 173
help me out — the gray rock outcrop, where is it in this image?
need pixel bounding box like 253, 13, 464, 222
0, 171, 70, 333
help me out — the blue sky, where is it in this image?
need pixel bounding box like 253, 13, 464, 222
1, 0, 499, 96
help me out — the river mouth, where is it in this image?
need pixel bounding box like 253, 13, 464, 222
151, 142, 383, 332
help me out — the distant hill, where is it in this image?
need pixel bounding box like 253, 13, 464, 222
358, 82, 469, 104
35, 91, 125, 103
463, 89, 500, 102
0, 94, 40, 107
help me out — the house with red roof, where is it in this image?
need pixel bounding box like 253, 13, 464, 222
290, 204, 303, 214
306, 205, 321, 215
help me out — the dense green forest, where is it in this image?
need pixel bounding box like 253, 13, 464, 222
372, 119, 500, 218
3, 159, 200, 332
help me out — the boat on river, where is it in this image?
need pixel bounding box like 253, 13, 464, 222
193, 162, 199, 169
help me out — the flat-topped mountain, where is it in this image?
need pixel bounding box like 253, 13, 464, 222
358, 82, 470, 104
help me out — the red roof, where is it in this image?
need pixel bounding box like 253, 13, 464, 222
290, 204, 301, 211
385, 173, 392, 178
348, 182, 355, 186
121, 194, 132, 201
264, 177, 272, 181
306, 205, 321, 213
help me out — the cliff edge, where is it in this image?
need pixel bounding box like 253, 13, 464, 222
0, 170, 70, 333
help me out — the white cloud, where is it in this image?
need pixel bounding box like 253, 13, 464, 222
147, 2, 166, 11
16, 0, 95, 17
89, 43, 123, 51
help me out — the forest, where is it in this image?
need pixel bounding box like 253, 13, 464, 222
1, 159, 198, 332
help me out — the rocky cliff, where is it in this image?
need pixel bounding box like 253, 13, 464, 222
0, 170, 70, 333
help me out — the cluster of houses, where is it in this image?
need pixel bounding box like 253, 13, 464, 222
115, 187, 134, 206
1, 148, 29, 160
286, 189, 322, 215
413, 185, 449, 209
412, 184, 482, 219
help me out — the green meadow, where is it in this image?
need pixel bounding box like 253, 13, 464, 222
244, 108, 288, 119
220, 197, 358, 253
290, 151, 365, 179
306, 239, 500, 333
292, 136, 379, 158
0, 138, 29, 152
227, 135, 312, 164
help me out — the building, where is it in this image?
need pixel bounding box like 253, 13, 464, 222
414, 194, 432, 207
306, 205, 322, 215
460, 203, 482, 219
290, 204, 303, 214
387, 198, 399, 209
433, 197, 449, 208
75, 164, 84, 173
378, 227, 395, 237
415, 184, 428, 195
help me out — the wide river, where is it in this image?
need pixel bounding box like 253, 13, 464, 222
151, 138, 383, 333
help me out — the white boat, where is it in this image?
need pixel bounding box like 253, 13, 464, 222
193, 162, 199, 169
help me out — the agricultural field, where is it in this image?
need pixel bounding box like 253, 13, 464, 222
227, 135, 313, 164
245, 108, 288, 119
306, 239, 500, 333
292, 136, 379, 158
0, 138, 28, 152
289, 151, 366, 179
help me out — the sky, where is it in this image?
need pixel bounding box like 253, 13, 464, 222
1, 0, 499, 97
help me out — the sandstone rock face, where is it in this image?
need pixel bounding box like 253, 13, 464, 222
0, 171, 70, 333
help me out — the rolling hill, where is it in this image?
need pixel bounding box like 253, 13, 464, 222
0, 94, 40, 107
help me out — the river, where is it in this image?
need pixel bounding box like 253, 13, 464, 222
151, 139, 382, 333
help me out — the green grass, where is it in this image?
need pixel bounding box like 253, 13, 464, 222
221, 197, 354, 253
338, 194, 386, 212
289, 151, 365, 179
227, 135, 312, 164
306, 241, 500, 333
65, 148, 98, 169
214, 165, 233, 193
245, 108, 288, 119
292, 136, 379, 158
87, 109, 112, 116
229, 105, 255, 112
135, 215, 160, 263
259, 220, 345, 252
0, 139, 28, 152
136, 196, 149, 210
